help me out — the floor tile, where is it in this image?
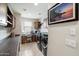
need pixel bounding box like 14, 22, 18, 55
19, 42, 43, 56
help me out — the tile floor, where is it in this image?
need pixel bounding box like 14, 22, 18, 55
19, 42, 43, 56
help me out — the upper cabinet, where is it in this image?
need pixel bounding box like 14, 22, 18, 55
0, 4, 7, 26
33, 20, 42, 30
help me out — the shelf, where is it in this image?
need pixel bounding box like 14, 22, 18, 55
6, 6, 14, 28
7, 20, 12, 25
7, 14, 12, 20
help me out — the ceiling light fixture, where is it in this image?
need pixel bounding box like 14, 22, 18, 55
34, 3, 38, 6
38, 13, 41, 15
23, 9, 27, 11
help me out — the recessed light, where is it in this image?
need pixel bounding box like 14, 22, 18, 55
23, 9, 27, 11
34, 3, 38, 6
38, 13, 41, 15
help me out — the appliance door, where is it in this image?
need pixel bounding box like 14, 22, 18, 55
37, 40, 42, 51
41, 42, 47, 56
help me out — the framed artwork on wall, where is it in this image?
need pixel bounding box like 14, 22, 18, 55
48, 3, 78, 25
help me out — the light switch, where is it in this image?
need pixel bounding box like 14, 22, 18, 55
65, 38, 77, 48
70, 28, 76, 36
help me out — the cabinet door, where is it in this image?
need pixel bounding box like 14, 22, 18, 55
0, 4, 7, 26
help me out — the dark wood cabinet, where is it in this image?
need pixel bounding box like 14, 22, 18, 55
21, 36, 27, 44
21, 35, 38, 44
31, 35, 37, 42
21, 36, 32, 44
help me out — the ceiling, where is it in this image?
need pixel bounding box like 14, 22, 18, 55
9, 3, 48, 19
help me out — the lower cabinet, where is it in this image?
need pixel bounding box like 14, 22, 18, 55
21, 35, 37, 44
21, 36, 28, 44
8, 36, 21, 56
0, 37, 10, 56
0, 35, 21, 56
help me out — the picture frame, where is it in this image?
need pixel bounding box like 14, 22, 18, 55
48, 3, 78, 25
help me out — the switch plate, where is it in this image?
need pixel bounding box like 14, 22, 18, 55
65, 38, 76, 48
70, 28, 76, 36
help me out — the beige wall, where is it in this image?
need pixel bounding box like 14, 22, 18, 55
47, 3, 79, 56
8, 3, 21, 35
14, 12, 21, 35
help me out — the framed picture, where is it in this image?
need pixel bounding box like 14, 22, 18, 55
48, 3, 78, 25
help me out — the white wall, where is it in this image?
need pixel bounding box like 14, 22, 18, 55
20, 17, 33, 35
21, 17, 48, 35
41, 18, 48, 33
47, 3, 79, 56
